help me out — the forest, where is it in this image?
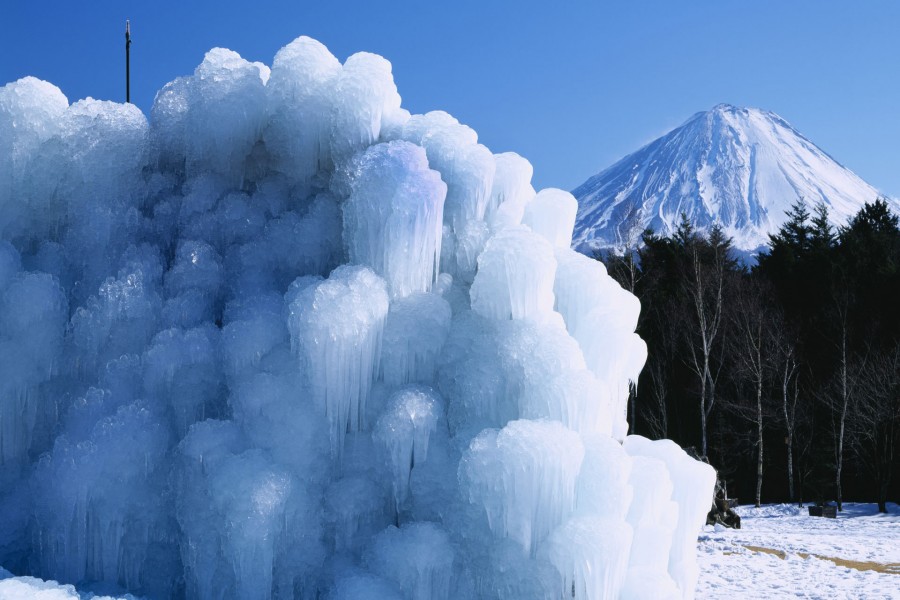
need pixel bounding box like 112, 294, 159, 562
602, 199, 900, 512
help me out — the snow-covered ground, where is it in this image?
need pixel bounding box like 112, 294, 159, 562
697, 502, 900, 599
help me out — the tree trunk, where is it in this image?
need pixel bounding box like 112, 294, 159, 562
700, 375, 708, 457
836, 326, 848, 512
877, 417, 895, 514
756, 372, 764, 508
686, 240, 724, 461
629, 382, 637, 435
786, 431, 795, 503
782, 356, 796, 503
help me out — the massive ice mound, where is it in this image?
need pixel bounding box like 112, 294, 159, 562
0, 37, 715, 599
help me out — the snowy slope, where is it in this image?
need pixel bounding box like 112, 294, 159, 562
573, 104, 892, 254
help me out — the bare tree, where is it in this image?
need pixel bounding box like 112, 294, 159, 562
849, 344, 900, 513
682, 224, 729, 458
773, 329, 800, 503
729, 277, 778, 507
821, 301, 866, 511
643, 356, 669, 439
791, 385, 818, 505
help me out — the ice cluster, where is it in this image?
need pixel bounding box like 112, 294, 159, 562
0, 36, 715, 599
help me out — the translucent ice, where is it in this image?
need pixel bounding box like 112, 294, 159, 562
287, 265, 389, 456
0, 77, 67, 241
330, 52, 404, 168
621, 455, 680, 599
151, 48, 266, 182
365, 522, 454, 600
374, 386, 443, 511
0, 264, 67, 479
470, 227, 557, 322
486, 152, 535, 229
522, 188, 579, 248
343, 141, 446, 297
545, 516, 632, 600
265, 36, 342, 185
380, 292, 452, 386
385, 111, 495, 233
460, 420, 584, 555
554, 248, 647, 439
0, 35, 716, 600
624, 436, 717, 599
32, 402, 170, 590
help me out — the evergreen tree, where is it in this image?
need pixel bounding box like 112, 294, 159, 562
810, 202, 836, 250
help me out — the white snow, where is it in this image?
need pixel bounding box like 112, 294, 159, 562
697, 503, 900, 599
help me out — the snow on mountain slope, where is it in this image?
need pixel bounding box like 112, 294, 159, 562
572, 104, 892, 255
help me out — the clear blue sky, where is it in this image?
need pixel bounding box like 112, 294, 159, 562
2, 1, 898, 197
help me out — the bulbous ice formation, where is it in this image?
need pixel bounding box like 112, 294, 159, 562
380, 292, 452, 386
0, 35, 715, 600
343, 141, 446, 298
470, 227, 557, 321
554, 247, 648, 439
522, 187, 579, 248
460, 419, 585, 556
374, 386, 443, 511
287, 265, 390, 457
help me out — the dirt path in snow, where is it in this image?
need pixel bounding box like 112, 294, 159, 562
734, 544, 900, 575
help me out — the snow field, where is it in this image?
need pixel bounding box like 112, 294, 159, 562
697, 503, 900, 599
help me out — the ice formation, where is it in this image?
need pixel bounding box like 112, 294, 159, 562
0, 37, 715, 599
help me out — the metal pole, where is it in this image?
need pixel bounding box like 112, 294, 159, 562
125, 20, 131, 103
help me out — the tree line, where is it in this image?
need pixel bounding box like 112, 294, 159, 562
602, 198, 900, 512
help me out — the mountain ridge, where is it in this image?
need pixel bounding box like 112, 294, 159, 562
572, 104, 894, 256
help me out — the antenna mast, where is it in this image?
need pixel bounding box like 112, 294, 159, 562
125, 20, 131, 103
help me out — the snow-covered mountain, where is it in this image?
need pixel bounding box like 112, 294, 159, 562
572, 104, 891, 255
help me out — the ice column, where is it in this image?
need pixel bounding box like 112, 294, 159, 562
541, 435, 635, 600
287, 266, 389, 456
470, 227, 557, 322
151, 48, 266, 182
624, 436, 716, 599
485, 152, 535, 229
380, 292, 452, 386
460, 419, 584, 556
385, 111, 495, 233
210, 451, 293, 600
545, 516, 633, 600
366, 522, 454, 600
522, 188, 578, 248
373, 386, 442, 511
343, 141, 446, 298
265, 36, 342, 184
0, 77, 67, 241
330, 52, 404, 167
621, 455, 680, 599
554, 247, 647, 439
0, 264, 67, 479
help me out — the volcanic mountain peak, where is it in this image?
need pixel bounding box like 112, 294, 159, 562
573, 105, 890, 256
